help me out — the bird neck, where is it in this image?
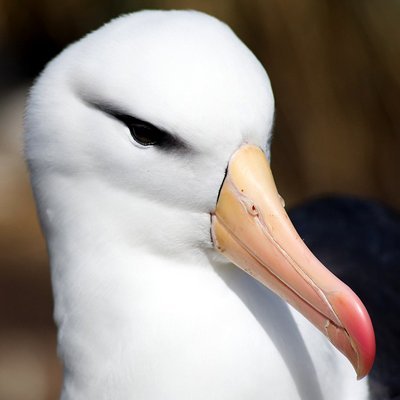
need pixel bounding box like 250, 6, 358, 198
31, 173, 216, 396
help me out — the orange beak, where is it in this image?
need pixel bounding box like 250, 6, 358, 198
211, 144, 375, 379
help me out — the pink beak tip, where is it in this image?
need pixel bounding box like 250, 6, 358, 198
328, 290, 376, 379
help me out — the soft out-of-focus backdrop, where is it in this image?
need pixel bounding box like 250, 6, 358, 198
1, 1, 399, 399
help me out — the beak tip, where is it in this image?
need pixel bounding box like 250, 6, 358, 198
328, 290, 376, 379
355, 324, 376, 380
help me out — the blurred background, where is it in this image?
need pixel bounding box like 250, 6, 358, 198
0, 1, 399, 399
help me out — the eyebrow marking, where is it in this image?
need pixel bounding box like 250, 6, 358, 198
83, 99, 189, 151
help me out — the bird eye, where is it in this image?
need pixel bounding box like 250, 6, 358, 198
116, 114, 186, 150
90, 102, 187, 150
126, 120, 165, 146
109, 113, 165, 147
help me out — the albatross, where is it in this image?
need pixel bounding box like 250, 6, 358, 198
25, 10, 375, 400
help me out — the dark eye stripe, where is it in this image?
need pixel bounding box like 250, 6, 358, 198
88, 101, 187, 150
111, 112, 171, 147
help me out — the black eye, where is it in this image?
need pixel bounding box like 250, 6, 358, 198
117, 115, 166, 147
89, 101, 187, 150
130, 123, 162, 146
117, 114, 187, 150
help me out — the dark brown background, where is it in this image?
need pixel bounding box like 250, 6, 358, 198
1, 1, 399, 398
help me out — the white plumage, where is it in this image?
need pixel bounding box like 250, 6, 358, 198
25, 10, 369, 400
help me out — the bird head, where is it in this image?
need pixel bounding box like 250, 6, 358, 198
25, 10, 374, 378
